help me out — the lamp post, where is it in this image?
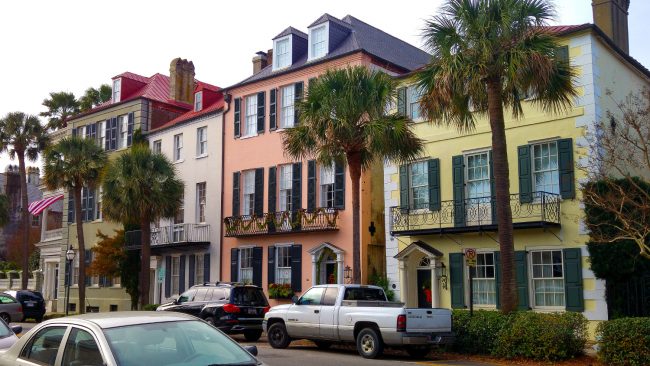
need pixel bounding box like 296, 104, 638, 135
65, 245, 75, 316
435, 262, 448, 290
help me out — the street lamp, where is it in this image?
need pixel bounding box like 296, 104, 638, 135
65, 245, 76, 316
344, 266, 352, 284
435, 262, 448, 290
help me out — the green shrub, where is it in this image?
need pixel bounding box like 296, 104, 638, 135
597, 317, 650, 366
368, 273, 395, 301
451, 310, 509, 354
493, 311, 587, 361
142, 304, 160, 311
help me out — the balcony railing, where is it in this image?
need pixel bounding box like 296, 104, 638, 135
390, 192, 560, 236
42, 228, 63, 242
224, 208, 340, 237
125, 223, 210, 249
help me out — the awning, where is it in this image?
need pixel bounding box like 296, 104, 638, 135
28, 194, 64, 216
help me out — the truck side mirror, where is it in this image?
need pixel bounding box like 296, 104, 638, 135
291, 295, 299, 304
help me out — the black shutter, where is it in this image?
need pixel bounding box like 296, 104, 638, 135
334, 162, 345, 209
399, 165, 409, 211
188, 254, 196, 287
294, 82, 303, 126
558, 138, 575, 199
254, 168, 264, 216
165, 256, 172, 297
67, 190, 74, 223
452, 155, 465, 227
72, 128, 78, 137
291, 244, 302, 292
397, 87, 407, 116
234, 98, 241, 138
291, 162, 302, 230
494, 251, 502, 309
268, 166, 277, 233
230, 248, 239, 282
104, 120, 110, 150
518, 145, 533, 203
179, 255, 186, 293
428, 159, 440, 211
563, 248, 584, 312
449, 252, 465, 309
307, 160, 316, 212
127, 112, 134, 146
515, 251, 530, 310
203, 253, 211, 282
84, 250, 91, 287
257, 91, 265, 134
252, 247, 263, 287
489, 150, 497, 224
268, 246, 276, 285
110, 117, 118, 150
270, 89, 277, 131
232, 172, 240, 216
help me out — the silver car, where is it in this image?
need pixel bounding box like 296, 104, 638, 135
0, 294, 22, 324
0, 319, 21, 350
0, 311, 263, 366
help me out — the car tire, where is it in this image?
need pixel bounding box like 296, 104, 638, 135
0, 313, 10, 324
204, 316, 216, 326
314, 340, 332, 350
356, 328, 383, 359
406, 346, 431, 359
244, 330, 263, 342
267, 322, 291, 349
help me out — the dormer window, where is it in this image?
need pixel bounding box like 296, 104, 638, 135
112, 78, 121, 103
309, 23, 329, 60
273, 36, 292, 71
194, 91, 203, 112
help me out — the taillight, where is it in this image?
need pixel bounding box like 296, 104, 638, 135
263, 306, 271, 314
223, 303, 241, 314
397, 314, 406, 332
18, 306, 23, 314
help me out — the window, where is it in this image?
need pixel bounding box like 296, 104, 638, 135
95, 187, 102, 221
280, 85, 295, 128
21, 326, 67, 365
171, 257, 180, 295
197, 127, 207, 156
31, 214, 40, 227
174, 192, 184, 225
408, 85, 423, 121
61, 326, 104, 365
320, 164, 335, 208
0, 295, 16, 304
173, 134, 183, 161
196, 182, 206, 223
310, 24, 328, 60
112, 79, 121, 103
322, 287, 339, 306
239, 248, 254, 284
466, 152, 491, 199
409, 161, 428, 209
470, 253, 496, 305
532, 141, 559, 195
244, 95, 257, 137
194, 91, 203, 111
118, 115, 128, 149
279, 164, 293, 212
78, 125, 87, 138
153, 140, 161, 154
274, 37, 291, 70
98, 121, 106, 149
298, 287, 325, 305
242, 170, 255, 216
276, 246, 291, 285
195, 254, 204, 285
531, 250, 565, 307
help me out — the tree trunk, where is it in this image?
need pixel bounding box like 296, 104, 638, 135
139, 214, 151, 308
74, 187, 86, 314
486, 79, 517, 314
17, 153, 30, 289
347, 152, 362, 284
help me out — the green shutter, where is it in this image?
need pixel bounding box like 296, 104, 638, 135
450, 253, 465, 309
294, 82, 303, 126
428, 159, 440, 211
518, 145, 533, 203
563, 248, 584, 312
515, 251, 530, 310
334, 162, 345, 209
399, 165, 409, 211
291, 162, 302, 231
397, 87, 407, 116
268, 166, 277, 233
307, 160, 316, 212
254, 168, 264, 216
494, 251, 501, 309
558, 138, 575, 199
489, 150, 497, 224
232, 171, 240, 216
257, 91, 265, 134
234, 98, 241, 138
269, 89, 277, 131
268, 246, 276, 285
452, 155, 465, 227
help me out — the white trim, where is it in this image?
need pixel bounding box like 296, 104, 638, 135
308, 23, 329, 61
273, 35, 292, 71
528, 248, 566, 310
112, 78, 121, 103
194, 91, 203, 112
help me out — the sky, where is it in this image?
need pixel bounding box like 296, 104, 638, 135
1, 0, 648, 171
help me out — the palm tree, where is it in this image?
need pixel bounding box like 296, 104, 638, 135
282, 66, 424, 283
0, 194, 9, 228
80, 85, 112, 112
43, 136, 107, 313
102, 144, 184, 307
414, 0, 577, 313
40, 92, 80, 130
0, 112, 49, 288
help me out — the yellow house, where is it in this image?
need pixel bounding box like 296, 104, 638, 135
383, 5, 650, 336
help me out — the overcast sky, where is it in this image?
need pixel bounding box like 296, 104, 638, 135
1, 0, 648, 172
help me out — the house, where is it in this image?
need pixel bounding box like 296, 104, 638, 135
383, 0, 650, 335
221, 13, 430, 300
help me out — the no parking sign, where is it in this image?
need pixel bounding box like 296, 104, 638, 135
464, 248, 477, 267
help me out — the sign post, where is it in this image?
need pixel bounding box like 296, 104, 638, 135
464, 248, 477, 316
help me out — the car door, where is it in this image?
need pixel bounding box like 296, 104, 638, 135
285, 287, 324, 338
318, 287, 340, 340
60, 327, 107, 366
15, 325, 68, 365
182, 288, 210, 317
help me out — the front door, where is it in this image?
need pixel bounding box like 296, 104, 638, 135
417, 269, 432, 308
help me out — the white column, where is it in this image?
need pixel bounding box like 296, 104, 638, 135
311, 254, 317, 286
336, 252, 344, 284
40, 208, 48, 241
399, 257, 408, 304
430, 258, 438, 308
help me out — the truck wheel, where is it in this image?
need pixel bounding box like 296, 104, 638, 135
267, 323, 291, 349
406, 346, 431, 359
244, 330, 263, 342
314, 340, 332, 350
356, 328, 383, 359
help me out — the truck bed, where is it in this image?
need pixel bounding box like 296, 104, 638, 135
340, 300, 405, 307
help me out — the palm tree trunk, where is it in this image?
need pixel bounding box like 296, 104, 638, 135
486, 79, 517, 314
347, 152, 362, 284
17, 153, 30, 289
140, 214, 151, 308
74, 187, 86, 314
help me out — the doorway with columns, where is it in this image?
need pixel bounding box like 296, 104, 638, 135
394, 240, 447, 308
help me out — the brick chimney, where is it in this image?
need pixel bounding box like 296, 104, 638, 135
169, 58, 196, 105
592, 0, 630, 53
252, 51, 268, 74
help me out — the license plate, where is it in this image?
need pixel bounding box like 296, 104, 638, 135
26, 303, 34, 307
246, 308, 257, 315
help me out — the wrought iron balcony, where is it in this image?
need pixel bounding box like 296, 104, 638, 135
125, 223, 210, 252
390, 191, 560, 236
224, 208, 340, 237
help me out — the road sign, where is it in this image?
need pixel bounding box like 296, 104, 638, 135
158, 268, 165, 283
466, 259, 477, 267
464, 248, 477, 267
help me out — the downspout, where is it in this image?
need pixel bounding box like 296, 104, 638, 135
219, 91, 232, 281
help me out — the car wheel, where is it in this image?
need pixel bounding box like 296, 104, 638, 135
244, 330, 263, 342
314, 340, 332, 350
0, 313, 10, 324
267, 322, 291, 349
406, 346, 431, 359
356, 328, 383, 359
204, 316, 216, 326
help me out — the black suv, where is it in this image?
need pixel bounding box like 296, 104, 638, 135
2, 290, 46, 322
157, 282, 270, 341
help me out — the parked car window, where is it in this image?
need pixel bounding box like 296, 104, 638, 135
0, 320, 11, 337
178, 289, 197, 303
194, 288, 210, 302
209, 289, 227, 301
61, 328, 104, 366
231, 287, 268, 306
343, 288, 386, 301
322, 287, 339, 306
20, 326, 67, 366
0, 295, 16, 304
298, 287, 325, 305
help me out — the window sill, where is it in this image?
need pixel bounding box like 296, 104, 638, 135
532, 307, 566, 313
239, 134, 258, 140
195, 154, 208, 160
173, 159, 185, 164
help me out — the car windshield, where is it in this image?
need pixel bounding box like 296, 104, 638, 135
231, 288, 268, 307
0, 320, 11, 338
103, 320, 257, 366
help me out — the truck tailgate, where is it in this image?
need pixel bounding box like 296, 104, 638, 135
405, 308, 452, 333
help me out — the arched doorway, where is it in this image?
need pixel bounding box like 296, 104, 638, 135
308, 242, 345, 285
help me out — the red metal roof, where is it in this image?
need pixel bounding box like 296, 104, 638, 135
150, 94, 224, 133
543, 24, 592, 35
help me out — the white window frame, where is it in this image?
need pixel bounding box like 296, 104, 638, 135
275, 245, 292, 285
409, 161, 429, 210
196, 126, 207, 157
174, 191, 185, 225
467, 251, 497, 307
280, 85, 295, 128
320, 163, 335, 208
244, 95, 257, 137
98, 121, 106, 150
73, 256, 79, 286
196, 182, 206, 223
529, 249, 565, 309
242, 170, 255, 216
153, 139, 161, 154
173, 134, 183, 162
531, 140, 560, 196
118, 115, 128, 149
95, 187, 103, 221
465, 150, 491, 200
171, 256, 180, 295
408, 85, 424, 122
308, 23, 329, 61
273, 36, 292, 71
279, 164, 293, 212
194, 91, 203, 112
112, 78, 121, 103
78, 125, 87, 139
239, 247, 254, 285
195, 254, 204, 285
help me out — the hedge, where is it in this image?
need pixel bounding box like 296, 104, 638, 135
451, 310, 508, 354
597, 317, 650, 366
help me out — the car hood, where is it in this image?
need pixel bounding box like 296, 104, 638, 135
156, 302, 178, 311
267, 304, 292, 315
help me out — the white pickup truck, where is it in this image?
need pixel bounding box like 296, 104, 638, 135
263, 284, 453, 359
